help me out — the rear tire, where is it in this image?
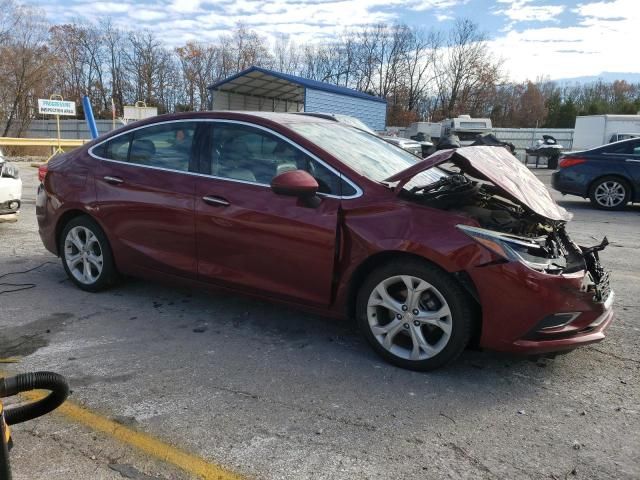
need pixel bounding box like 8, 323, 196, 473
356, 260, 474, 371
588, 176, 630, 210
60, 216, 118, 292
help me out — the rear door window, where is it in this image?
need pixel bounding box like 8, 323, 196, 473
93, 122, 199, 172
129, 122, 197, 172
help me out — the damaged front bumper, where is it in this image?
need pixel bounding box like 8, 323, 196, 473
467, 238, 614, 355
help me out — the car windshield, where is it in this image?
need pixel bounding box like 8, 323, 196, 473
288, 122, 446, 187
333, 115, 377, 135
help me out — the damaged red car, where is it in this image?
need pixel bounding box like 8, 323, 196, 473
36, 112, 614, 370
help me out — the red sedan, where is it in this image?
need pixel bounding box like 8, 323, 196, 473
36, 112, 614, 370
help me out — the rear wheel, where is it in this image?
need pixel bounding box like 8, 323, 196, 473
356, 260, 474, 371
60, 216, 118, 292
589, 176, 630, 210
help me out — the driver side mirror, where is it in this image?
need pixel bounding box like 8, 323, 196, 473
271, 170, 319, 197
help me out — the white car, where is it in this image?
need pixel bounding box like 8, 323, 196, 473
0, 149, 22, 222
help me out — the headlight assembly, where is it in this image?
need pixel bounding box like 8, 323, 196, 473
0, 162, 19, 179
457, 224, 565, 273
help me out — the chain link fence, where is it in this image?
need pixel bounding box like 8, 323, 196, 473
15, 119, 119, 139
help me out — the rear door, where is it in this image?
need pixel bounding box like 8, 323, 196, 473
193, 121, 358, 306
92, 121, 202, 278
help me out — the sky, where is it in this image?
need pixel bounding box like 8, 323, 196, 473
33, 0, 640, 82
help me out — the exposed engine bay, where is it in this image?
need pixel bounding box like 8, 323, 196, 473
406, 173, 553, 237
403, 171, 611, 301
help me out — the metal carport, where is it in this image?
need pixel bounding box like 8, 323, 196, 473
208, 66, 387, 131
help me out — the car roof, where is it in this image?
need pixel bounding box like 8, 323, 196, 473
97, 111, 337, 144
117, 111, 336, 133
594, 136, 640, 150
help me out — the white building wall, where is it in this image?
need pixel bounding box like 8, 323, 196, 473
304, 88, 386, 131
211, 91, 303, 112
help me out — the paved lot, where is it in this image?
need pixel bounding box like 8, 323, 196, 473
1, 166, 639, 479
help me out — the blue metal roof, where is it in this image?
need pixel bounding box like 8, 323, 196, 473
208, 66, 386, 104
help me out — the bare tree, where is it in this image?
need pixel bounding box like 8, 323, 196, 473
273, 35, 301, 75
0, 2, 50, 136
434, 19, 501, 119
402, 29, 440, 112
102, 19, 126, 115
219, 23, 273, 75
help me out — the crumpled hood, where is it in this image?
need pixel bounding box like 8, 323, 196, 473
385, 146, 572, 222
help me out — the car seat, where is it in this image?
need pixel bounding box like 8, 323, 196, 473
130, 139, 156, 165
219, 138, 256, 182
272, 142, 298, 176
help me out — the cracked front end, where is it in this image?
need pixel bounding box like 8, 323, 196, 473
392, 147, 614, 354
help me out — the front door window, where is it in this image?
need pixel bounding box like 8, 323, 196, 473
203, 123, 356, 196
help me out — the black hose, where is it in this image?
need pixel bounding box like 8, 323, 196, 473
0, 372, 69, 426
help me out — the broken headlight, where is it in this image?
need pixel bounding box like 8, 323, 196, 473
0, 161, 19, 179
457, 224, 565, 273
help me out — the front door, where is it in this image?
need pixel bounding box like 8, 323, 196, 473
92, 121, 201, 278
194, 121, 354, 306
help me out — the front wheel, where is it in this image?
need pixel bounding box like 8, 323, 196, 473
356, 260, 474, 371
60, 216, 118, 292
589, 176, 630, 210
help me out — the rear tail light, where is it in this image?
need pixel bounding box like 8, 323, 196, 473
558, 157, 586, 168
38, 164, 48, 183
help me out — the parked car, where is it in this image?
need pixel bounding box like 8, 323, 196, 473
552, 137, 640, 210
381, 136, 424, 157
36, 112, 614, 370
0, 149, 22, 223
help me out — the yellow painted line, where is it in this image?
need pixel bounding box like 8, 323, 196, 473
0, 358, 21, 364
11, 388, 244, 480
0, 137, 87, 147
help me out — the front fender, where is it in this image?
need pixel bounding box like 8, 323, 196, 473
331, 200, 496, 315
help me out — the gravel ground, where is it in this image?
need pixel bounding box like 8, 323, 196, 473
1, 166, 638, 480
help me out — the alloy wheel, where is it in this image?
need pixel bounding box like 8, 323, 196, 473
64, 226, 104, 285
594, 181, 626, 208
367, 275, 452, 361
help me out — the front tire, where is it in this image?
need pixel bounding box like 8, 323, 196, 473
589, 176, 630, 210
60, 216, 118, 292
356, 260, 474, 371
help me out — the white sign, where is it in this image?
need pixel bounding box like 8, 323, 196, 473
38, 99, 76, 116
123, 106, 158, 122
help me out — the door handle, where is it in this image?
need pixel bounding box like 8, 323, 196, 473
202, 195, 230, 207
103, 175, 124, 185
625, 158, 640, 163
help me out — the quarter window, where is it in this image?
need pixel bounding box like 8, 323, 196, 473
203, 123, 356, 196
94, 133, 132, 162
603, 140, 640, 155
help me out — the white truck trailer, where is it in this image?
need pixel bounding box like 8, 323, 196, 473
573, 114, 640, 151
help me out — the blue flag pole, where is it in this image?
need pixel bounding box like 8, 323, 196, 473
82, 96, 99, 139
